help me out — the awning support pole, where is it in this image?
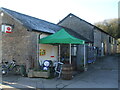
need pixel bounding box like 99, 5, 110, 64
84, 44, 86, 69
70, 44, 71, 64
59, 45, 60, 62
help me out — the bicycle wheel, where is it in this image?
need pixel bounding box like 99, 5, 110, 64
1, 65, 8, 75
12, 65, 20, 75
2, 68, 8, 75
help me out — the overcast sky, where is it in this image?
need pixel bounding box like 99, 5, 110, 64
0, 0, 119, 24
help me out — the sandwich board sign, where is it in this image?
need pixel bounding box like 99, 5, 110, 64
1, 25, 12, 33
55, 62, 63, 78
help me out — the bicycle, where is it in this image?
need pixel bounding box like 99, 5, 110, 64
2, 59, 20, 75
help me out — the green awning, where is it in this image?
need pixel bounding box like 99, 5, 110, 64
39, 28, 85, 44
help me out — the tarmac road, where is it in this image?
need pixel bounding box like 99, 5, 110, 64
1, 54, 119, 89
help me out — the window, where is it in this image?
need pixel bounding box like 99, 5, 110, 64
109, 36, 112, 43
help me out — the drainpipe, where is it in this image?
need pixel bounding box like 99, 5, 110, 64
37, 33, 42, 68
84, 44, 87, 71
69, 44, 72, 64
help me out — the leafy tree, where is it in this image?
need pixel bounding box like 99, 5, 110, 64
94, 18, 120, 38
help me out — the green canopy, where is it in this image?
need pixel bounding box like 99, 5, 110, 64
39, 28, 85, 44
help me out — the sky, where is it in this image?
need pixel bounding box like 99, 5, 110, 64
0, 0, 119, 24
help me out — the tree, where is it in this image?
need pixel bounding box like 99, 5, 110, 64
94, 18, 120, 38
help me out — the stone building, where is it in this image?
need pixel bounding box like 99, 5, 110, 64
0, 8, 118, 72
0, 7, 62, 71
0, 8, 96, 71
58, 13, 117, 56
58, 14, 95, 69
94, 27, 117, 55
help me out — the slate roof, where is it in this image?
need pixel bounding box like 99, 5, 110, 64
63, 27, 93, 43
0, 8, 94, 42
1, 7, 62, 34
58, 13, 115, 38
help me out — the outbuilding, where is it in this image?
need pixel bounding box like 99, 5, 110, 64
0, 7, 62, 71
0, 8, 88, 72
58, 13, 117, 56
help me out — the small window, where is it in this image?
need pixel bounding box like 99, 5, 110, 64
109, 37, 112, 43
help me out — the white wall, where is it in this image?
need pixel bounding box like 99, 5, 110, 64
39, 34, 58, 65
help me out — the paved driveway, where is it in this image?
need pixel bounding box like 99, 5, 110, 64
1, 54, 119, 89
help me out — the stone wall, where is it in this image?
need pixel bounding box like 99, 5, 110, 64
76, 44, 88, 70
101, 31, 111, 55
1, 11, 39, 70
94, 28, 117, 55
58, 15, 94, 42
58, 14, 117, 55
94, 29, 102, 48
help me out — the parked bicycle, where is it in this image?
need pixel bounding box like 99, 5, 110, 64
2, 59, 20, 75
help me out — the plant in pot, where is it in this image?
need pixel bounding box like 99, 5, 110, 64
79, 64, 84, 72
79, 59, 85, 72
28, 68, 50, 78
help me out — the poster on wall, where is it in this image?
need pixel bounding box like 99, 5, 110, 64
40, 49, 46, 56
1, 24, 12, 33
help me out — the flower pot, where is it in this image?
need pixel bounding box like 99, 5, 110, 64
28, 70, 50, 78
